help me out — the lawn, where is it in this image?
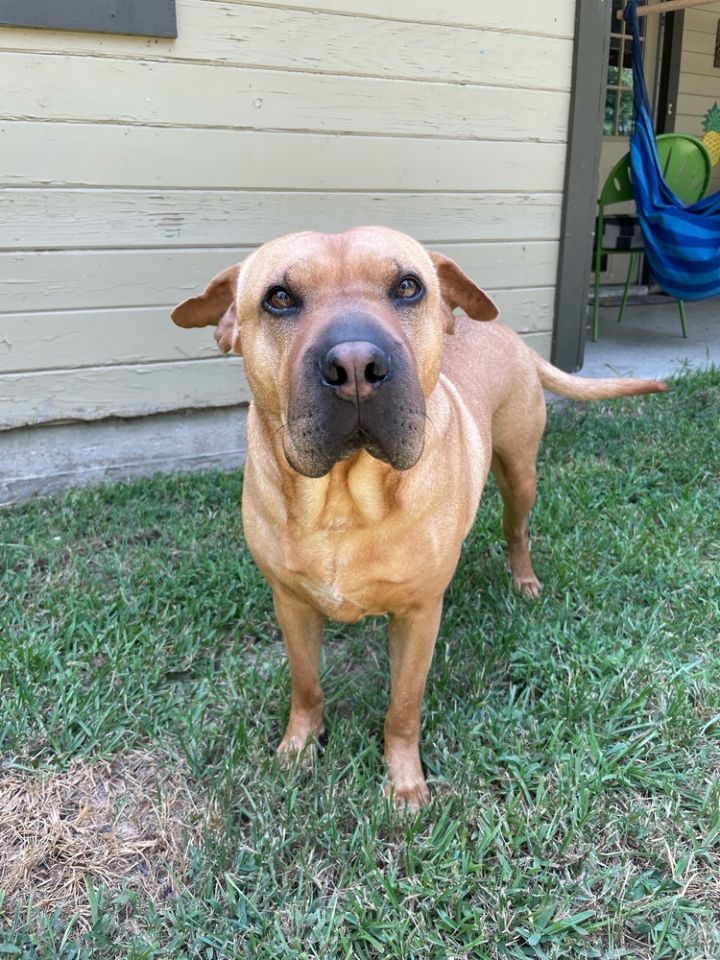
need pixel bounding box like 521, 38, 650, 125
1, 370, 719, 959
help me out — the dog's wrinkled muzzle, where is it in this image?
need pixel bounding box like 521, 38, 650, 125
283, 317, 426, 478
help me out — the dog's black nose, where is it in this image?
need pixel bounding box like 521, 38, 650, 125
320, 341, 391, 401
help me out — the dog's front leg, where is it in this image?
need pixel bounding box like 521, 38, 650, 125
272, 586, 325, 757
384, 598, 444, 810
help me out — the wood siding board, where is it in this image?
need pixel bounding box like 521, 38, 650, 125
1, 323, 554, 431
0, 54, 571, 142
677, 71, 720, 96
490, 288, 555, 333
0, 3, 574, 91
677, 112, 717, 126
0, 288, 554, 376
678, 50, 720, 75
0, 0, 177, 38
0, 242, 560, 313
0, 124, 569, 191
0, 358, 251, 430
0, 248, 260, 313
514, 331, 551, 358
683, 4, 720, 31
0, 308, 220, 373
0, 190, 563, 250
681, 27, 720, 56
677, 93, 720, 119
202, 0, 576, 37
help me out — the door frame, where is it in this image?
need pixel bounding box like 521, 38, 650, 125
656, 10, 685, 134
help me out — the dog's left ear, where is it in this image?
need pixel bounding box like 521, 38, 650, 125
429, 251, 499, 334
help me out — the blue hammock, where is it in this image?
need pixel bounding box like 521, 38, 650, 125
625, 0, 720, 300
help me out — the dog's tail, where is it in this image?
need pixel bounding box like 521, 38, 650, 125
532, 352, 668, 400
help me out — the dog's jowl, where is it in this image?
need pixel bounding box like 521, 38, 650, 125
172, 226, 666, 809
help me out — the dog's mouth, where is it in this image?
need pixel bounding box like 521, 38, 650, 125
336, 428, 393, 466
283, 409, 425, 478
359, 431, 391, 464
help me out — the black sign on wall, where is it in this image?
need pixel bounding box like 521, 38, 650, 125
0, 0, 177, 38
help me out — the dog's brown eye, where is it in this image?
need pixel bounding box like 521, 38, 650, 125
265, 287, 295, 311
393, 276, 423, 301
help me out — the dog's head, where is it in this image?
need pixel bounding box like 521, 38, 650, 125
172, 227, 497, 478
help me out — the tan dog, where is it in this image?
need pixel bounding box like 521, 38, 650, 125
172, 226, 666, 809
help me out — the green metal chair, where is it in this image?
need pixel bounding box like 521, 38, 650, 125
592, 133, 712, 342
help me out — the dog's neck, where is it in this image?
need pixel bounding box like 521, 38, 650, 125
248, 403, 444, 534
293, 450, 403, 531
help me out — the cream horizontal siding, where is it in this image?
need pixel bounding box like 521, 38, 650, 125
1, 127, 569, 190
1, 359, 250, 430
1, 310, 220, 373
204, 1, 576, 36
1, 290, 556, 374
2, 57, 570, 142
0, 243, 560, 311
0, 191, 563, 250
675, 3, 720, 194
0, 2, 574, 88
0, 0, 575, 431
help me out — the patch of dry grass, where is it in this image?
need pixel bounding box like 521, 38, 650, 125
0, 751, 213, 928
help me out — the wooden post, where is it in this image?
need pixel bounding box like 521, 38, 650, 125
552, 0, 613, 372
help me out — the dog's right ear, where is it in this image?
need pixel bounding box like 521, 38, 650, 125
171, 263, 242, 354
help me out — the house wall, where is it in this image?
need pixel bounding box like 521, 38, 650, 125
676, 1, 720, 193
0, 0, 576, 500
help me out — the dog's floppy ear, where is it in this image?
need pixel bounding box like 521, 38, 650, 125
171, 263, 242, 354
429, 251, 499, 334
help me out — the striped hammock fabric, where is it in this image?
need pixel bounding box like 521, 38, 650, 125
626, 0, 720, 300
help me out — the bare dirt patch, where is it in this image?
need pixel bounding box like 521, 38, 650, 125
0, 750, 215, 928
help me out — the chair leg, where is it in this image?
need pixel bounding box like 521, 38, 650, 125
592, 249, 603, 343
617, 252, 635, 325
678, 299, 688, 338
592, 270, 601, 343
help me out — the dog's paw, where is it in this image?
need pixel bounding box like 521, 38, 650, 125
507, 563, 542, 599
384, 779, 431, 813
277, 726, 324, 768
513, 572, 542, 600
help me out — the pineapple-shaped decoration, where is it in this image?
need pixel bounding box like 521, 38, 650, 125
702, 102, 720, 166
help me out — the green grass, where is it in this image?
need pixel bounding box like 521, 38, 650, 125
1, 369, 719, 958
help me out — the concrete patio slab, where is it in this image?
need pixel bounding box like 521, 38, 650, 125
580, 296, 720, 381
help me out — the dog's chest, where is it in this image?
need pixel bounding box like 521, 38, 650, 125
273, 517, 459, 622
243, 447, 477, 623
293, 569, 377, 622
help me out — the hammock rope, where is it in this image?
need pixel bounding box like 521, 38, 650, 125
626, 0, 720, 300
